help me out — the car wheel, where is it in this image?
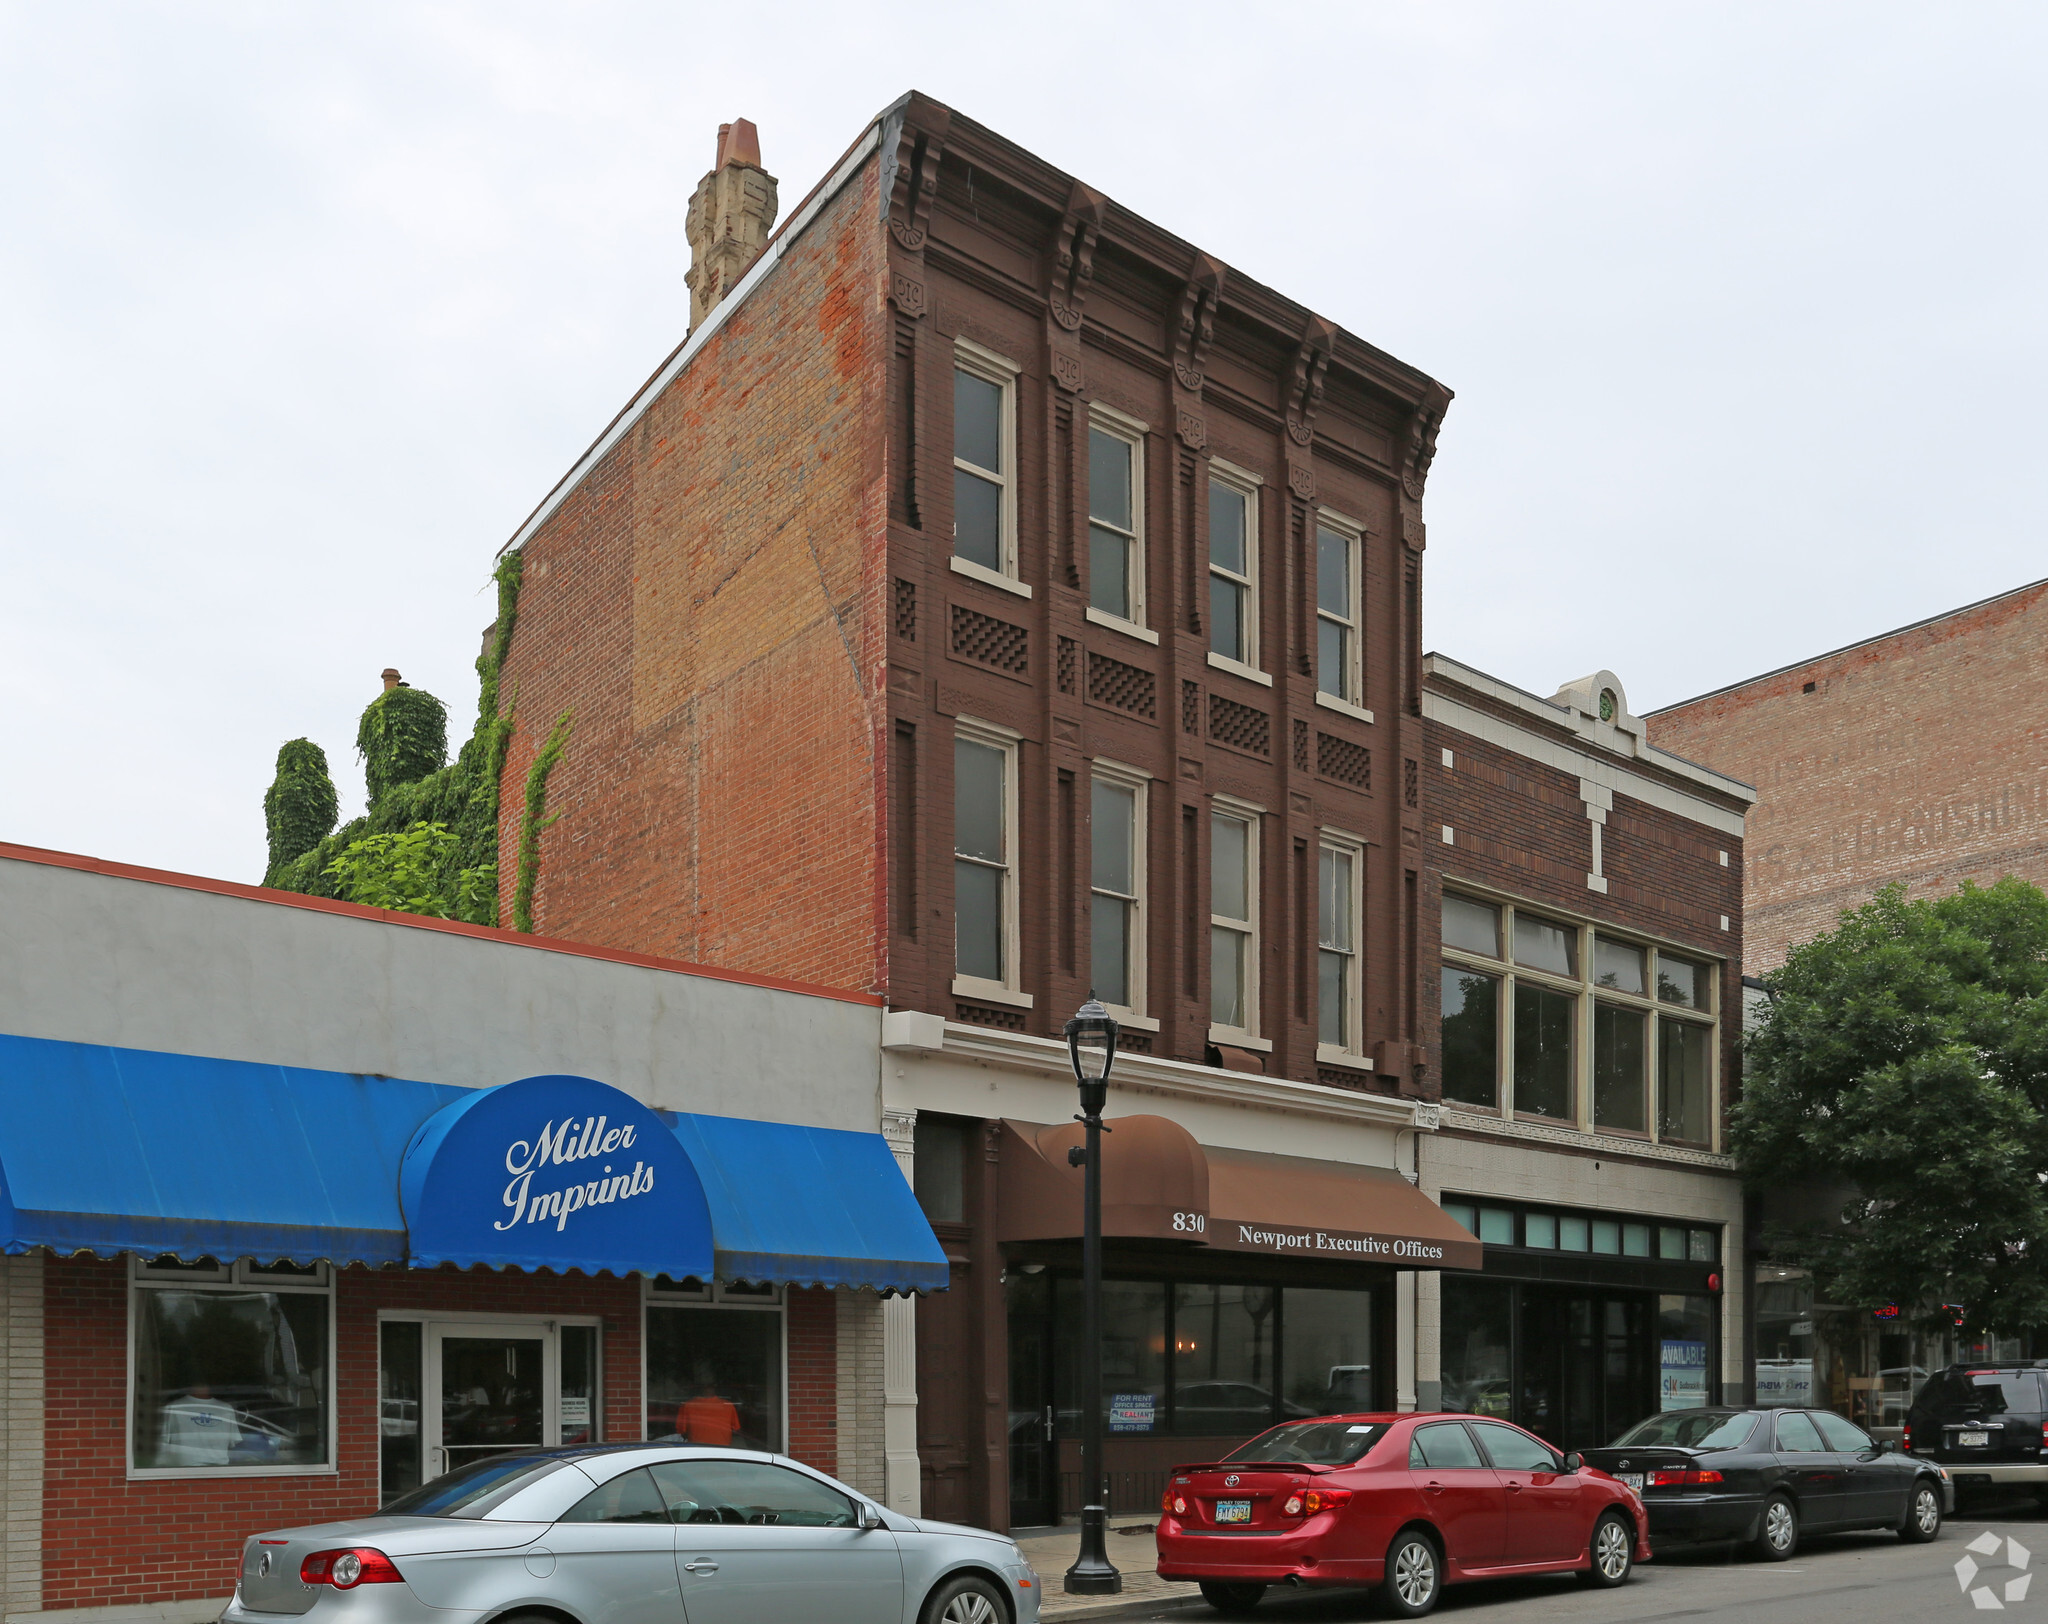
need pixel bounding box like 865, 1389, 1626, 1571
1197, 1581, 1266, 1615
1380, 1529, 1441, 1618
1576, 1512, 1634, 1587
1752, 1492, 1799, 1561
1899, 1479, 1943, 1543
921, 1574, 1006, 1624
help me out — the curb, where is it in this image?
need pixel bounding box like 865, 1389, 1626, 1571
1040, 1596, 1210, 1624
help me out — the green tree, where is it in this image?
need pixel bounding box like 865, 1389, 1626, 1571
326, 823, 482, 918
1734, 877, 2048, 1334
357, 684, 448, 805
261, 739, 338, 884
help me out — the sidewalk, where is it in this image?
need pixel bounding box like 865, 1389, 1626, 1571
1017, 1517, 1207, 1620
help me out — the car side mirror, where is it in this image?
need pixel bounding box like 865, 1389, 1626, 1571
1880, 1439, 1900, 1455
857, 1504, 885, 1530
1562, 1452, 1583, 1472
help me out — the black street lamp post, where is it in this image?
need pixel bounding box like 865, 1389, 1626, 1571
1063, 998, 1122, 1595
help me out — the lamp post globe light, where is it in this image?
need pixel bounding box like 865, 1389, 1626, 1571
1063, 998, 1122, 1594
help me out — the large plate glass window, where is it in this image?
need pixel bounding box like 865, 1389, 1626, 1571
952, 343, 1018, 583
645, 1278, 785, 1451
953, 720, 1020, 996
1090, 764, 1147, 1016
1440, 965, 1500, 1108
1658, 1008, 1713, 1145
1207, 463, 1260, 670
130, 1258, 331, 1475
1592, 1002, 1648, 1133
1088, 411, 1145, 625
1314, 513, 1362, 703
1513, 983, 1574, 1119
1209, 805, 1259, 1037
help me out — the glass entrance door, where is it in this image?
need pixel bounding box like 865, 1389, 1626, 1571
431, 1327, 548, 1478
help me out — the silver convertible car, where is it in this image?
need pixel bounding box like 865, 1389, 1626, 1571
222, 1445, 1039, 1624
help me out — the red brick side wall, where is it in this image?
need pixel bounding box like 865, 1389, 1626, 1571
498, 158, 890, 995
1648, 579, 2048, 973
1421, 716, 1746, 1135
40, 1259, 837, 1612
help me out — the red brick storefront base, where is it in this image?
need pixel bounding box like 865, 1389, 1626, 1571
40, 1259, 837, 1612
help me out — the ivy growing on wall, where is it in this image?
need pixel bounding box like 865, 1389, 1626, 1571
263, 549, 561, 929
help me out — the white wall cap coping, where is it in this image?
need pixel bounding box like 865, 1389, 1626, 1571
1424, 654, 1756, 807
895, 1018, 1430, 1130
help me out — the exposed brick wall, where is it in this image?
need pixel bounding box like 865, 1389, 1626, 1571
1422, 715, 1746, 1138
1648, 578, 2048, 974
38, 1260, 842, 1613
498, 159, 890, 996
785, 1286, 836, 1476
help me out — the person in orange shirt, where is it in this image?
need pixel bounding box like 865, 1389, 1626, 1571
676, 1376, 742, 1447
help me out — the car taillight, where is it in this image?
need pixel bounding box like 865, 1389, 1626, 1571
1903, 1424, 1912, 1452
1161, 1493, 1187, 1515
1648, 1469, 1724, 1486
1283, 1488, 1353, 1516
300, 1549, 403, 1589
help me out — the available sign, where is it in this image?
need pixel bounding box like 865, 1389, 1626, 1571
1659, 1339, 1709, 1410
401, 1074, 713, 1276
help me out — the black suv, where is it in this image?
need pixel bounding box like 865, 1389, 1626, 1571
1907, 1363, 2048, 1493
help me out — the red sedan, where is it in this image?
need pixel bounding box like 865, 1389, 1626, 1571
1155, 1413, 1650, 1617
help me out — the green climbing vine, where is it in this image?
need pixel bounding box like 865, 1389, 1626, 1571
512, 709, 573, 934
262, 549, 556, 929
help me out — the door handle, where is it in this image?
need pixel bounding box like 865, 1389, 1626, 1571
682, 1560, 720, 1575
1043, 1405, 1054, 1442
1506, 1480, 1524, 1493
1424, 1480, 1445, 1494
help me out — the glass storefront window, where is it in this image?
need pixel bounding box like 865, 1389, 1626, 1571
1513, 983, 1574, 1118
1593, 1003, 1647, 1132
1440, 1277, 1513, 1419
132, 1273, 330, 1472
1478, 1208, 1515, 1244
1659, 1018, 1713, 1145
1591, 1220, 1621, 1254
380, 1320, 422, 1498
1560, 1216, 1590, 1251
1441, 966, 1500, 1108
646, 1301, 782, 1451
1658, 1295, 1714, 1410
1623, 1224, 1651, 1257
1659, 1226, 1686, 1260
1281, 1288, 1375, 1415
1525, 1214, 1557, 1249
1056, 1279, 1168, 1438
1173, 1285, 1277, 1436
1753, 1265, 1816, 1407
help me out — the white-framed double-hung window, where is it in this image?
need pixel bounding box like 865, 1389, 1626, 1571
1086, 406, 1149, 635
1089, 760, 1149, 1020
1207, 461, 1263, 680
1317, 831, 1367, 1059
1315, 510, 1365, 711
953, 717, 1027, 1004
129, 1256, 334, 1477
952, 341, 1023, 594
1209, 799, 1262, 1043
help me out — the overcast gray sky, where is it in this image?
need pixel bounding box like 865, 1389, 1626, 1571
4, 2, 2042, 884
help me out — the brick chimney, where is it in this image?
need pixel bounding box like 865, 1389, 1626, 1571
381, 668, 402, 691
685, 118, 778, 330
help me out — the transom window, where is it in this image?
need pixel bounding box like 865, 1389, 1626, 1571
1087, 411, 1145, 626
1207, 464, 1260, 670
1439, 890, 1719, 1147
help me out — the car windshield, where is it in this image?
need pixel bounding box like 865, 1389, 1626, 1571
1611, 1411, 1759, 1450
1220, 1421, 1388, 1466
381, 1454, 567, 1517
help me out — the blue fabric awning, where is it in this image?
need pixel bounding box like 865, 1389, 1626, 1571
0, 1034, 946, 1291
669, 1113, 949, 1293
0, 1032, 459, 1265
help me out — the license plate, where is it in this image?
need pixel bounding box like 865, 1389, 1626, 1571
1618, 1473, 1644, 1493
1960, 1432, 1989, 1448
1214, 1500, 1252, 1523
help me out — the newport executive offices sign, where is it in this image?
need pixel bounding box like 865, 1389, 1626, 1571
400, 1073, 714, 1276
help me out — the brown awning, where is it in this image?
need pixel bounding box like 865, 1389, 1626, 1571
995, 1116, 1482, 1272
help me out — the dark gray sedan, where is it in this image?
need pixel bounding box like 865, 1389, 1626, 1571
1580, 1408, 1953, 1559
221, 1445, 1037, 1624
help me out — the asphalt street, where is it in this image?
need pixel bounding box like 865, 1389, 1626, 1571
1065, 1490, 2048, 1624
